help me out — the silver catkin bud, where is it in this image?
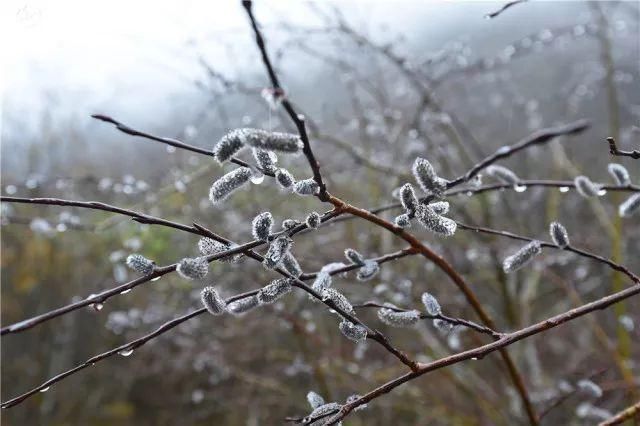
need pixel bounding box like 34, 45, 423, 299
429, 201, 449, 215
344, 248, 365, 265
263, 236, 292, 269
282, 219, 300, 230
177, 257, 209, 280
282, 252, 303, 277
209, 167, 252, 204
574, 175, 601, 198
619, 193, 640, 218
577, 379, 603, 398
198, 237, 242, 263
252, 212, 273, 241
415, 205, 457, 236
486, 165, 520, 185
412, 157, 448, 195
421, 292, 442, 316
275, 168, 295, 189
306, 211, 321, 229
394, 214, 412, 228
126, 254, 155, 275
294, 178, 320, 196
252, 148, 278, 174
227, 295, 260, 316
607, 163, 630, 186
549, 222, 570, 248
377, 307, 420, 327
503, 240, 542, 273
307, 391, 325, 410
338, 320, 367, 343
322, 288, 354, 314
243, 129, 303, 153
399, 183, 419, 213
200, 286, 226, 315
213, 129, 245, 163
310, 271, 332, 301
257, 278, 292, 304
304, 402, 343, 425
356, 259, 379, 281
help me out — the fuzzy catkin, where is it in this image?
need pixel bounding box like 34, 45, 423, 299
282, 252, 303, 277
227, 295, 260, 316
252, 212, 273, 241
257, 278, 292, 304
252, 148, 278, 174
200, 286, 226, 315
176, 257, 209, 280
321, 288, 354, 314
619, 193, 640, 217
412, 157, 448, 195
213, 129, 245, 163
607, 163, 630, 186
263, 236, 292, 269
275, 168, 295, 189
394, 214, 411, 228
125, 254, 155, 275
338, 320, 367, 343
293, 178, 319, 196
282, 219, 299, 230
311, 271, 332, 300
421, 292, 441, 316
356, 259, 379, 281
344, 249, 365, 265
415, 205, 457, 236
243, 129, 302, 153
307, 392, 325, 410
502, 240, 542, 273
486, 165, 520, 185
429, 201, 449, 215
549, 222, 570, 247
377, 307, 420, 327
306, 211, 321, 229
574, 175, 600, 198
198, 237, 242, 263
209, 167, 252, 204
399, 183, 419, 213
304, 402, 343, 425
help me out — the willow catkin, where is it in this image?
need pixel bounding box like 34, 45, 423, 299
549, 222, 570, 247
377, 306, 420, 327
213, 129, 245, 163
415, 205, 457, 236
252, 212, 273, 241
574, 175, 600, 198
356, 260, 379, 281
252, 148, 278, 173
607, 163, 630, 186
125, 254, 155, 275
486, 165, 520, 185
176, 257, 209, 280
263, 236, 292, 269
399, 183, 419, 213
502, 240, 542, 273
421, 292, 441, 316
293, 178, 319, 196
619, 193, 640, 217
306, 211, 321, 229
209, 167, 252, 204
227, 295, 260, 316
200, 286, 226, 315
412, 157, 448, 195
344, 248, 365, 265
338, 320, 367, 343
307, 392, 325, 410
275, 168, 295, 189
257, 278, 292, 304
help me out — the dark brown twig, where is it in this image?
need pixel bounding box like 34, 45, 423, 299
484, 0, 528, 19
607, 136, 640, 159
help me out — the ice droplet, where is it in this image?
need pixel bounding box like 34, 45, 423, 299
40, 387, 50, 393
514, 184, 527, 193
559, 186, 570, 193
118, 348, 134, 357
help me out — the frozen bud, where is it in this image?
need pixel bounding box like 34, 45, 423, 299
304, 402, 343, 425
252, 148, 278, 174
574, 175, 600, 198
177, 257, 209, 280
421, 292, 442, 316
413, 157, 448, 195
502, 240, 542, 273
433, 318, 455, 333
257, 278, 292, 304
577, 379, 603, 398
321, 288, 354, 314
486, 165, 520, 185
209, 167, 252, 204
198, 237, 242, 263
429, 201, 449, 215
607, 163, 630, 186
619, 193, 640, 217
200, 286, 226, 315
549, 222, 570, 248
356, 260, 380, 281
394, 214, 412, 228
282, 252, 303, 277
310, 271, 332, 301
125, 254, 155, 275
213, 129, 245, 163
252, 212, 273, 241
339, 320, 367, 343
377, 307, 420, 327
243, 129, 302, 153
399, 183, 419, 213
275, 168, 295, 189
282, 219, 300, 230
306, 211, 321, 229
307, 391, 325, 410
415, 205, 457, 236
344, 248, 365, 265
227, 295, 260, 316
263, 236, 292, 269
294, 178, 320, 196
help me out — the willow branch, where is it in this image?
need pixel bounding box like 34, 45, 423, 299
485, 0, 528, 19
607, 136, 640, 159
599, 401, 640, 426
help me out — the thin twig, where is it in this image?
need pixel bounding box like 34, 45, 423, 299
607, 136, 640, 159
484, 0, 528, 19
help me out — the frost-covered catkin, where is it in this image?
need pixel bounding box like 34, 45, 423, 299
377, 306, 420, 327
282, 219, 299, 230
263, 236, 292, 269
322, 288, 354, 314
257, 278, 292, 304
198, 237, 242, 263
486, 165, 520, 185
415, 205, 457, 236
282, 252, 302, 277
399, 183, 419, 213
356, 259, 380, 281
243, 129, 302, 153
433, 318, 454, 333
306, 212, 321, 229
200, 286, 226, 315
577, 379, 603, 398
209, 167, 252, 204
574, 175, 600, 198
394, 214, 411, 228
252, 148, 278, 174
549, 222, 570, 248
307, 392, 325, 410
275, 168, 295, 189
344, 248, 365, 265
429, 201, 449, 215
227, 295, 260, 316
339, 320, 367, 343
177, 257, 209, 280
311, 271, 332, 299
607, 163, 630, 186
421, 292, 441, 316
304, 402, 343, 425
619, 193, 640, 217
412, 157, 447, 195
126, 254, 155, 275
252, 212, 273, 241
213, 129, 245, 163
293, 178, 319, 196
502, 240, 542, 273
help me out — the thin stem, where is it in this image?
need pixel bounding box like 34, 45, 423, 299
606, 137, 640, 160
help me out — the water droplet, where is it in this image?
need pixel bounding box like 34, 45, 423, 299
471, 357, 478, 360
92, 303, 104, 311
40, 387, 50, 392
151, 276, 161, 282
250, 171, 265, 184
559, 186, 570, 193
118, 348, 134, 357
466, 191, 473, 196
120, 289, 131, 295
514, 184, 527, 193
166, 146, 176, 154
597, 189, 607, 196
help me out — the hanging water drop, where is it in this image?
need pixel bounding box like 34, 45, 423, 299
151, 276, 161, 282
250, 170, 265, 184
120, 289, 131, 295
40, 386, 50, 393
514, 184, 527, 193
597, 189, 607, 196
118, 348, 134, 357
92, 303, 104, 311
559, 186, 569, 193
